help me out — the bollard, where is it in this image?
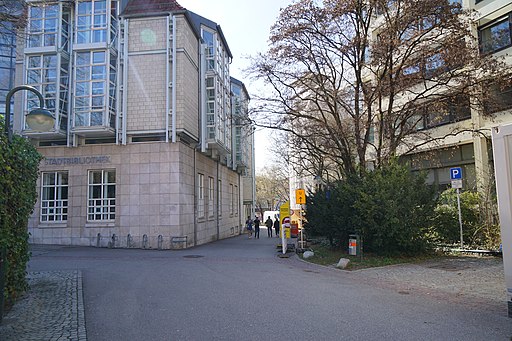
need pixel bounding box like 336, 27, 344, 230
108, 234, 116, 248
96, 233, 101, 248
157, 235, 163, 250
142, 234, 148, 249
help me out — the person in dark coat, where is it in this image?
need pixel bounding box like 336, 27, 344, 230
254, 216, 261, 239
273, 218, 280, 237
265, 216, 273, 237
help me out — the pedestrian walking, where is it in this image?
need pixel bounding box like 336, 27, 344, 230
265, 216, 273, 237
254, 216, 261, 239
274, 218, 280, 237
245, 216, 253, 238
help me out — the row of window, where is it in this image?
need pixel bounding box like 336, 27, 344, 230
24, 1, 119, 132
197, 173, 239, 219
27, 1, 118, 49
41, 170, 239, 223
41, 170, 115, 222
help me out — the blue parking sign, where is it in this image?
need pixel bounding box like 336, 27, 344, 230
450, 167, 462, 180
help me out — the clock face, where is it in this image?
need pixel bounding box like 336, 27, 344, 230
140, 28, 157, 45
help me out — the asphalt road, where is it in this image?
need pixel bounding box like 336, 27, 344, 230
28, 233, 512, 341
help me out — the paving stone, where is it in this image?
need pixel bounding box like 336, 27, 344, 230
0, 270, 87, 341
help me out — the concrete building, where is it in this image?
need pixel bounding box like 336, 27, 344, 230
5, 0, 255, 248
371, 0, 512, 192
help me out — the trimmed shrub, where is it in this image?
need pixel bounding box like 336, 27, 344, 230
0, 120, 42, 307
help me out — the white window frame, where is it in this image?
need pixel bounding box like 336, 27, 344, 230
40, 171, 68, 222
87, 169, 116, 221
208, 176, 214, 218
198, 173, 205, 218
218, 179, 222, 217
74, 50, 108, 127
234, 185, 238, 216
27, 3, 59, 48
230, 183, 234, 215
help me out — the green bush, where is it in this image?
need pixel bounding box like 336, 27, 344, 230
305, 161, 436, 255
305, 175, 360, 248
0, 120, 41, 307
432, 188, 501, 249
354, 162, 436, 255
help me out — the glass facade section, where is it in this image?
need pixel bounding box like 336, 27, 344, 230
202, 27, 231, 149
0, 21, 16, 116
74, 50, 116, 127
88, 169, 116, 221
26, 54, 70, 130
76, 0, 118, 45
27, 4, 59, 48
41, 172, 68, 222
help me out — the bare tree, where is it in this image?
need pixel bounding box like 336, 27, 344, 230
255, 165, 289, 214
249, 0, 510, 179
0, 0, 27, 39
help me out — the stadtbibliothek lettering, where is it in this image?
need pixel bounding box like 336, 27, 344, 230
43, 156, 111, 166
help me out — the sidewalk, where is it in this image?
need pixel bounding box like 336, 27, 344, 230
0, 270, 87, 341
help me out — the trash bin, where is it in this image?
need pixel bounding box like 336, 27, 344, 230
348, 234, 359, 256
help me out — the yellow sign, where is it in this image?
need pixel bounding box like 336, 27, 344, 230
296, 189, 306, 205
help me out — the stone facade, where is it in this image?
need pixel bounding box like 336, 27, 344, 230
16, 1, 253, 249
29, 142, 242, 249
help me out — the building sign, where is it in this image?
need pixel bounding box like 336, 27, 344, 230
43, 156, 111, 166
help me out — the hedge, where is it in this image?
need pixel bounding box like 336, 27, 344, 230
0, 119, 41, 308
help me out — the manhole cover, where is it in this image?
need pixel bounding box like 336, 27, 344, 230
183, 255, 204, 259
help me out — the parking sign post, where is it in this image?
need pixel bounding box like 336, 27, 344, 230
450, 167, 464, 248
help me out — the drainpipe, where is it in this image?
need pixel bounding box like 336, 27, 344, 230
193, 147, 197, 246
171, 15, 177, 143
217, 159, 220, 240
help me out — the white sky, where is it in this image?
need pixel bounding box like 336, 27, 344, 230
178, 0, 292, 173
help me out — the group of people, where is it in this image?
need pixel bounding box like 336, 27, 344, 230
245, 215, 280, 239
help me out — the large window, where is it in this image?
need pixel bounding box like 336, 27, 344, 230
479, 14, 512, 54
27, 4, 59, 48
201, 26, 231, 147
26, 54, 70, 131
0, 21, 16, 116
203, 29, 215, 70
41, 172, 68, 222
234, 185, 238, 216
410, 95, 471, 130
218, 179, 222, 217
75, 0, 118, 45
208, 176, 214, 218
77, 0, 107, 44
74, 50, 108, 127
483, 84, 512, 114
230, 183, 234, 215
206, 76, 215, 139
88, 169, 115, 221
198, 173, 205, 218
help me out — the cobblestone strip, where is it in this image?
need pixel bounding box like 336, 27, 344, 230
0, 270, 87, 341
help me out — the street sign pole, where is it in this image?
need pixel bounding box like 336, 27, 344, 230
457, 188, 463, 248
450, 167, 463, 249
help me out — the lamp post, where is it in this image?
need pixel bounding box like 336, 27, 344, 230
4, 85, 55, 142
1, 85, 54, 323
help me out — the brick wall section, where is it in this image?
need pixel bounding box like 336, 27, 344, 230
126, 17, 168, 133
